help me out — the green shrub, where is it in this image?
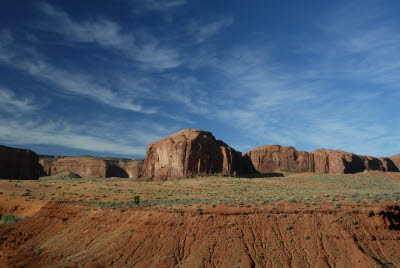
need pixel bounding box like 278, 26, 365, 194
134, 195, 140, 205
1, 214, 22, 224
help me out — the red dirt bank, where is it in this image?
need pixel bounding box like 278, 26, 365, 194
1, 201, 400, 267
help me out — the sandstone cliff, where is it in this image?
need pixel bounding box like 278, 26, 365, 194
106, 160, 143, 178
244, 145, 313, 173
0, 145, 40, 180
245, 145, 398, 174
141, 129, 242, 179
39, 156, 144, 179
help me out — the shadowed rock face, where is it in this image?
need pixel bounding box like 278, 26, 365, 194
390, 154, 400, 171
141, 129, 242, 179
40, 157, 107, 178
0, 145, 40, 180
106, 160, 143, 178
378, 157, 399, 172
39, 157, 144, 179
245, 146, 399, 174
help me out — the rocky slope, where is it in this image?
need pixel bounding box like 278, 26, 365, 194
0, 145, 40, 180
1, 202, 400, 267
39, 156, 144, 179
141, 129, 242, 179
244, 145, 399, 175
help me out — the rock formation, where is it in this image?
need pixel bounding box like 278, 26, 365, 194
0, 145, 40, 180
106, 160, 143, 178
312, 149, 365, 174
39, 157, 107, 178
244, 145, 399, 174
39, 156, 144, 179
378, 157, 399, 172
141, 129, 242, 179
244, 145, 313, 173
390, 154, 400, 171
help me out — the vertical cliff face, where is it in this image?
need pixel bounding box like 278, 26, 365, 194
39, 157, 144, 179
390, 154, 400, 172
245, 146, 399, 175
378, 157, 399, 172
243, 145, 314, 173
311, 149, 368, 174
0, 145, 40, 180
39, 157, 107, 178
105, 160, 143, 179
141, 129, 243, 179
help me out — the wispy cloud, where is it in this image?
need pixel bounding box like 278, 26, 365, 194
0, 31, 157, 114
188, 17, 234, 43
0, 87, 38, 114
0, 114, 181, 157
300, 1, 400, 88
0, 118, 144, 155
2, 0, 399, 158
36, 2, 181, 69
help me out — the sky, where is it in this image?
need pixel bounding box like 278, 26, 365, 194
1, 0, 400, 158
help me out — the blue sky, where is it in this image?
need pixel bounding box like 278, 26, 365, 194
1, 0, 400, 158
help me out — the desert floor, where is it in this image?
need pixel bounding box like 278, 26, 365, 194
1, 171, 400, 267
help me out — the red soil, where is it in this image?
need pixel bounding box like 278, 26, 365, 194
1, 201, 400, 267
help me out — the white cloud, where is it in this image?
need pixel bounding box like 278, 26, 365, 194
0, 88, 38, 114
0, 32, 157, 114
0, 116, 181, 157
0, 118, 144, 155
36, 2, 181, 69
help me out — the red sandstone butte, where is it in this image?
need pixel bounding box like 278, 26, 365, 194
141, 129, 242, 179
245, 145, 399, 174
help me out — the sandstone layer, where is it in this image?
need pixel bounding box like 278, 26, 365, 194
141, 129, 242, 179
0, 145, 40, 180
245, 145, 399, 174
39, 157, 144, 179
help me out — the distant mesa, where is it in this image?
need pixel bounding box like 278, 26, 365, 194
0, 129, 399, 180
244, 145, 399, 175
39, 156, 144, 179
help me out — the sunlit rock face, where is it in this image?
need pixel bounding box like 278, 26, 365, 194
141, 129, 243, 179
245, 146, 399, 174
39, 157, 144, 179
244, 145, 314, 174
